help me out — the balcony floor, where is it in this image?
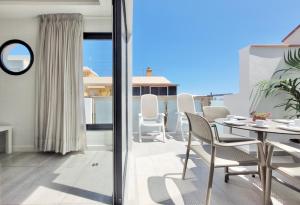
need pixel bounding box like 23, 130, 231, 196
0, 151, 112, 205
131, 134, 300, 205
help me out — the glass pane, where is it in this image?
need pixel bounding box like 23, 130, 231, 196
1, 43, 31, 72
83, 36, 113, 203
83, 39, 113, 125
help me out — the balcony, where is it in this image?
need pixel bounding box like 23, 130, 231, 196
128, 137, 300, 205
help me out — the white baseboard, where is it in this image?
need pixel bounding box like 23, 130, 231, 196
86, 144, 112, 151
13, 145, 37, 152
10, 145, 111, 153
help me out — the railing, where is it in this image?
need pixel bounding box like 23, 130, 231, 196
84, 95, 224, 132
85, 96, 112, 124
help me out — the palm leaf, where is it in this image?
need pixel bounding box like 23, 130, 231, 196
273, 48, 300, 77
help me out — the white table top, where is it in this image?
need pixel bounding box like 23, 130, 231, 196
215, 118, 300, 135
0, 125, 12, 132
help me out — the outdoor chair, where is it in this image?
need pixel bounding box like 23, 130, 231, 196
139, 94, 166, 143
176, 93, 201, 141
265, 141, 300, 205
203, 106, 257, 181
182, 113, 265, 205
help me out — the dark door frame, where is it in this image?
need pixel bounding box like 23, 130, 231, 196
113, 0, 129, 204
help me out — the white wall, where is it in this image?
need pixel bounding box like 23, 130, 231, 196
224, 45, 300, 150
0, 18, 38, 151
224, 47, 251, 117
0, 17, 112, 152
225, 46, 300, 118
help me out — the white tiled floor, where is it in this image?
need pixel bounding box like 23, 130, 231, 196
0, 151, 113, 205
1, 135, 299, 205
131, 133, 300, 205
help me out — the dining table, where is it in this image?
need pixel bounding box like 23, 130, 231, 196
214, 118, 300, 145
214, 117, 300, 194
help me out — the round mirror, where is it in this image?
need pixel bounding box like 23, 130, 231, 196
0, 40, 34, 75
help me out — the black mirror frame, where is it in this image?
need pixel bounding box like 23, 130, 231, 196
0, 39, 34, 75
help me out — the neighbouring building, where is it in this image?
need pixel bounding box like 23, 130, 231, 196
83, 67, 178, 97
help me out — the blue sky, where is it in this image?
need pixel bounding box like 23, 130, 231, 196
10, 44, 29, 55
83, 40, 112, 76
133, 0, 300, 95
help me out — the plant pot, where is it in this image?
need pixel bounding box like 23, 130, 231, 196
252, 116, 267, 121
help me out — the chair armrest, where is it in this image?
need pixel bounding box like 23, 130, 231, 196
176, 112, 185, 116
159, 113, 165, 117
159, 113, 165, 121
210, 123, 217, 127
138, 113, 143, 121
195, 112, 203, 116
214, 140, 262, 147
266, 141, 300, 159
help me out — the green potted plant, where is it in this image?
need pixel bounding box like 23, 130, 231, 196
251, 48, 300, 119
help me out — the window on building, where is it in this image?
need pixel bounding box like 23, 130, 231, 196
132, 87, 141, 96
150, 87, 168, 96
141, 86, 150, 95
150, 87, 159, 95
159, 87, 167, 95
168, 86, 177, 95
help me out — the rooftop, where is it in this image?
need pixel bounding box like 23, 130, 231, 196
84, 76, 177, 86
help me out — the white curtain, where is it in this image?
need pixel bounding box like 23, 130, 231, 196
35, 14, 86, 154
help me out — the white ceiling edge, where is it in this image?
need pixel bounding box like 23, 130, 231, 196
0, 0, 100, 5
0, 0, 112, 19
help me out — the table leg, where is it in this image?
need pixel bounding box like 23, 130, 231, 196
257, 131, 268, 203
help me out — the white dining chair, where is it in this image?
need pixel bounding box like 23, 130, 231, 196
183, 113, 265, 205
139, 94, 166, 143
264, 140, 300, 205
176, 93, 201, 141
203, 106, 257, 182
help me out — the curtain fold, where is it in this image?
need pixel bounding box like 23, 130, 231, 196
35, 13, 86, 154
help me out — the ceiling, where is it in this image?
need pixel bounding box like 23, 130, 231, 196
0, 0, 112, 19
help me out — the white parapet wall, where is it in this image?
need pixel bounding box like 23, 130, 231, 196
84, 98, 93, 124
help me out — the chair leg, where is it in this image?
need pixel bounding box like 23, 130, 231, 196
182, 147, 190, 180
162, 124, 166, 143
206, 165, 215, 205
138, 123, 142, 143
264, 168, 272, 205
180, 121, 185, 141
175, 117, 180, 133
224, 167, 229, 183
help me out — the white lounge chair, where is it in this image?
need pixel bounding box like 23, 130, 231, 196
138, 94, 166, 143
176, 93, 200, 141
182, 113, 265, 205
265, 141, 300, 205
